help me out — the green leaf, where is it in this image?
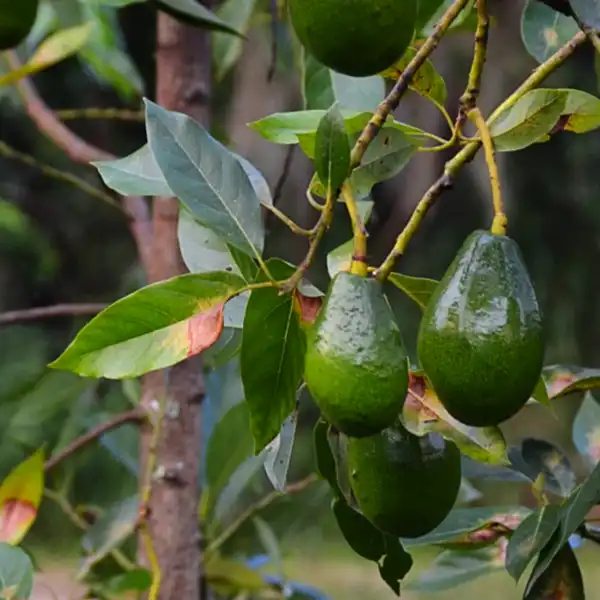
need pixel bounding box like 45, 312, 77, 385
544, 364, 600, 398
572, 392, 600, 465
203, 327, 243, 369
240, 260, 306, 453
0, 543, 34, 600
50, 271, 247, 379
79, 495, 139, 578
489, 89, 567, 152
505, 505, 562, 583
264, 406, 298, 492
331, 498, 386, 561
380, 46, 447, 105
205, 402, 254, 513
378, 534, 413, 596
520, 0, 578, 63
213, 0, 257, 80
326, 240, 354, 278
93, 144, 172, 197
524, 540, 584, 600
532, 375, 551, 407
205, 554, 266, 595
557, 88, 600, 133
314, 103, 351, 193
388, 273, 439, 311
416, 0, 447, 31
145, 99, 264, 258
313, 419, 342, 497
153, 0, 243, 35
420, 0, 476, 35
569, 0, 600, 29
302, 50, 385, 111
104, 569, 152, 595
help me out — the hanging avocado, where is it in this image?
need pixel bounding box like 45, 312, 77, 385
417, 230, 544, 427
304, 272, 409, 438
347, 422, 461, 538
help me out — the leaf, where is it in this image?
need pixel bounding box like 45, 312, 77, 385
388, 273, 439, 311
572, 392, 600, 464
544, 364, 600, 398
104, 569, 152, 595
489, 89, 567, 152
569, 0, 600, 29
313, 420, 342, 498
79, 495, 139, 578
380, 46, 447, 105
302, 51, 385, 111
145, 99, 264, 258
203, 327, 243, 370
378, 534, 413, 596
205, 402, 254, 514
0, 449, 44, 545
264, 405, 298, 492
254, 517, 284, 581
213, 0, 257, 81
331, 498, 386, 562
416, 0, 447, 31
510, 438, 577, 497
93, 144, 173, 197
240, 260, 306, 453
520, 0, 579, 63
558, 88, 600, 133
314, 103, 350, 194
0, 544, 34, 600
326, 239, 354, 277
403, 374, 508, 465
532, 375, 551, 407
420, 0, 476, 36
205, 554, 266, 595
505, 505, 562, 583
50, 271, 246, 379
524, 539, 584, 600
153, 0, 243, 35
293, 291, 323, 327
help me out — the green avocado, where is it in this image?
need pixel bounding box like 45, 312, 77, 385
288, 0, 417, 77
0, 0, 39, 51
304, 272, 408, 438
417, 230, 544, 427
347, 422, 461, 538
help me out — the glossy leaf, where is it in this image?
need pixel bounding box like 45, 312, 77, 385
380, 46, 447, 105
0, 544, 34, 600
154, 0, 243, 35
544, 364, 600, 398
264, 405, 298, 492
505, 505, 562, 582
314, 103, 350, 194
313, 419, 342, 498
145, 99, 264, 257
570, 0, 600, 29
213, 0, 257, 80
241, 260, 306, 453
0, 449, 44, 545
331, 498, 386, 562
572, 392, 600, 464
525, 540, 585, 600
80, 495, 139, 578
403, 374, 508, 465
378, 534, 413, 596
489, 89, 567, 152
50, 271, 246, 379
302, 51, 385, 111
388, 273, 439, 311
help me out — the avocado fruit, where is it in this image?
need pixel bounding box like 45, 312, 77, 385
0, 0, 39, 50
288, 0, 417, 77
417, 230, 544, 427
304, 272, 408, 438
347, 422, 461, 538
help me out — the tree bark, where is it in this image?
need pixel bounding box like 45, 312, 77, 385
139, 8, 213, 600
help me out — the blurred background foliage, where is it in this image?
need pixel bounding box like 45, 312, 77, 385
2, 0, 600, 597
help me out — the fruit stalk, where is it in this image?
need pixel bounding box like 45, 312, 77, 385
468, 107, 506, 235
342, 184, 368, 277
373, 31, 586, 281
349, 0, 470, 170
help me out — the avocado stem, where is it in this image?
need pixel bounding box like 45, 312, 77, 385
342, 184, 368, 277
468, 107, 506, 236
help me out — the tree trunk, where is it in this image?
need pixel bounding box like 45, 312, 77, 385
139, 7, 213, 600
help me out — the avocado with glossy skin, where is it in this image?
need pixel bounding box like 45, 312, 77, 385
304, 272, 408, 438
347, 422, 461, 538
288, 0, 417, 77
0, 0, 38, 50
417, 230, 544, 427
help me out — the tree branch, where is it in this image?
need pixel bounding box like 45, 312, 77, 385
0, 303, 106, 326
5, 52, 154, 274
45, 407, 145, 472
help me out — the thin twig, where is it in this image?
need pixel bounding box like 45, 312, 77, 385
206, 473, 319, 555
263, 202, 312, 236
272, 145, 295, 206
56, 108, 144, 122
0, 303, 106, 326
267, 0, 279, 82
374, 31, 587, 280
45, 408, 145, 472
342, 184, 368, 275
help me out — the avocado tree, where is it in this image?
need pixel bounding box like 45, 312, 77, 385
3, 0, 600, 599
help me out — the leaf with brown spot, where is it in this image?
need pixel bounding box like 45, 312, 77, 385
293, 291, 323, 326
187, 304, 225, 357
